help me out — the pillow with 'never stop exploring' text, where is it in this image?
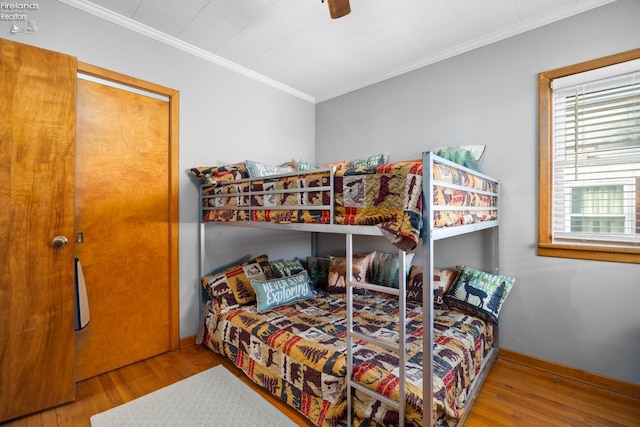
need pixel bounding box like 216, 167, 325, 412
250, 270, 315, 312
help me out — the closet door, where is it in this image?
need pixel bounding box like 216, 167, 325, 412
74, 68, 178, 381
0, 39, 77, 421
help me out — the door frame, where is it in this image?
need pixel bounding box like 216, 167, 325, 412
77, 62, 180, 351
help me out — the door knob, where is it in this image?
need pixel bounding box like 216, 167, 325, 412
52, 235, 69, 249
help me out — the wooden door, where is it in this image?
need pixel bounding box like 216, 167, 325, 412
0, 39, 77, 421
74, 67, 179, 381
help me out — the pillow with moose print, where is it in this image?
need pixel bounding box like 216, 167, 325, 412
327, 252, 375, 293
444, 266, 514, 324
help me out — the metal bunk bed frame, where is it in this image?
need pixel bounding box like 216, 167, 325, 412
197, 151, 501, 427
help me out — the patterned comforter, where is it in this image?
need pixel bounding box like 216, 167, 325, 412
202, 292, 494, 427
201, 160, 498, 251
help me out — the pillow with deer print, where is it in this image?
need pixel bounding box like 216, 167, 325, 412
444, 266, 514, 324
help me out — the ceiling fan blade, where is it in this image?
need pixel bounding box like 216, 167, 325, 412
327, 0, 351, 19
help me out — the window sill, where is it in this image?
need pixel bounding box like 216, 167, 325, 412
538, 243, 640, 264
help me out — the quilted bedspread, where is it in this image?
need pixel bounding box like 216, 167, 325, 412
334, 161, 423, 251
202, 292, 494, 427
201, 160, 497, 251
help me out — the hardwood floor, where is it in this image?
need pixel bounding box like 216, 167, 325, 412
467, 357, 640, 427
2, 344, 638, 427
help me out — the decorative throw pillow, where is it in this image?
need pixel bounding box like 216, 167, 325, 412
190, 162, 249, 185
270, 258, 305, 278
306, 256, 330, 290
434, 147, 482, 171
245, 160, 294, 178
250, 271, 315, 312
444, 266, 515, 324
320, 159, 351, 172
350, 152, 389, 168
406, 266, 459, 307
432, 145, 486, 161
201, 254, 273, 314
296, 159, 318, 171
371, 252, 415, 288
327, 252, 376, 293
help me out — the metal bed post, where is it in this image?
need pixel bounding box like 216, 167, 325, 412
397, 245, 407, 426
345, 233, 354, 427
422, 151, 435, 427
493, 183, 501, 274
198, 185, 206, 313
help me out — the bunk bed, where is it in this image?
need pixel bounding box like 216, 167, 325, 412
193, 152, 512, 427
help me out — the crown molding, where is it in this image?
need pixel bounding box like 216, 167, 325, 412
314, 0, 618, 103
58, 0, 316, 104
60, 0, 615, 104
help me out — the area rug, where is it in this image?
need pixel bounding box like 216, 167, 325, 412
90, 365, 298, 426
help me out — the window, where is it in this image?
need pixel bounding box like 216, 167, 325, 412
569, 184, 627, 233
538, 49, 640, 263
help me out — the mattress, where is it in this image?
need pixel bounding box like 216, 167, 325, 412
201, 291, 494, 427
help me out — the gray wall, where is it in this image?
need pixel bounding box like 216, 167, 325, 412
10, 1, 316, 339
316, 0, 640, 385
12, 0, 639, 386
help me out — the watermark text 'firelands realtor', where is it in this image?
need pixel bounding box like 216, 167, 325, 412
1, 2, 39, 21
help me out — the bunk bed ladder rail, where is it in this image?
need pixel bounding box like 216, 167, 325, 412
345, 233, 408, 427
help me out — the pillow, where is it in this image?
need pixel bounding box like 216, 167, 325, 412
433, 145, 486, 161
306, 256, 330, 290
350, 152, 389, 168
327, 252, 376, 293
444, 266, 515, 324
190, 162, 248, 185
245, 160, 294, 178
270, 258, 305, 278
407, 266, 459, 307
296, 159, 318, 171
371, 252, 415, 288
320, 159, 351, 171
250, 271, 315, 312
201, 255, 273, 314
434, 147, 481, 171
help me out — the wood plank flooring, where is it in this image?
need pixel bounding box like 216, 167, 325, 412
2, 344, 638, 427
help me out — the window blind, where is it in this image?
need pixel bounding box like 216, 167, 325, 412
551, 64, 640, 247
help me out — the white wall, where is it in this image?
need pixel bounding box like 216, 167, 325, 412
316, 0, 640, 385
10, 1, 316, 339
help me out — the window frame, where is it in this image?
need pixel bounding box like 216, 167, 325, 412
538, 48, 640, 264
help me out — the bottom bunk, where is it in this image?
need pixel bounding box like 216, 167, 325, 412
200, 290, 497, 427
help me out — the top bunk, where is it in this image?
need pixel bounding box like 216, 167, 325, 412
192, 151, 500, 250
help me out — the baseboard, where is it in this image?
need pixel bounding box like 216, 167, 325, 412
174, 340, 640, 399
499, 348, 640, 400
179, 334, 196, 349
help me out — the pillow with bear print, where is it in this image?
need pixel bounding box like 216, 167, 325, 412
201, 255, 273, 315
406, 266, 458, 307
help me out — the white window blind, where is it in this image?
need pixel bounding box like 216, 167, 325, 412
551, 62, 640, 247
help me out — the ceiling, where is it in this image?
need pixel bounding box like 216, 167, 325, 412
63, 0, 616, 103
